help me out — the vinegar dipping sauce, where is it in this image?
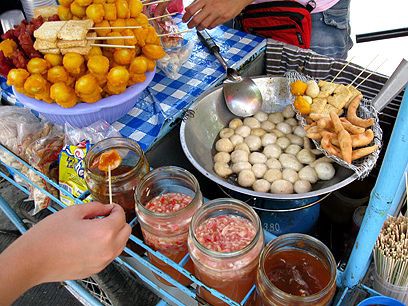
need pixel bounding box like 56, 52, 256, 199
265, 249, 331, 296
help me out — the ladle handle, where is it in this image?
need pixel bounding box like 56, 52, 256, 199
197, 30, 229, 71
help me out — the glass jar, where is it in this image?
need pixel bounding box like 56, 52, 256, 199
135, 166, 202, 286
188, 198, 264, 306
254, 233, 337, 306
84, 137, 149, 223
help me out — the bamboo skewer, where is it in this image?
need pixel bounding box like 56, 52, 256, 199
347, 55, 380, 88
87, 35, 135, 40
148, 12, 177, 20
91, 25, 143, 30
331, 56, 355, 83
157, 29, 192, 37
90, 43, 135, 49
355, 59, 387, 89
143, 0, 171, 6
108, 165, 112, 205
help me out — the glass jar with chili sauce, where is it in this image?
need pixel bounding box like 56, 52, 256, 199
253, 233, 337, 306
135, 166, 203, 286
84, 137, 149, 223
188, 199, 264, 306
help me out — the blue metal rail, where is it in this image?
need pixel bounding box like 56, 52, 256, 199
0, 85, 407, 305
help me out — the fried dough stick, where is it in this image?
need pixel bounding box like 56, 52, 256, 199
347, 95, 374, 128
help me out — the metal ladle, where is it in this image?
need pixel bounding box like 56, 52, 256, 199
197, 30, 263, 117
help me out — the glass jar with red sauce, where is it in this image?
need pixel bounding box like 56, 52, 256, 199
135, 166, 203, 286
253, 233, 337, 306
84, 137, 149, 222
188, 198, 264, 306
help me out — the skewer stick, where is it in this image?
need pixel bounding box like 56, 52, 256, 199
88, 36, 135, 40
157, 29, 192, 37
405, 172, 408, 209
331, 56, 355, 83
148, 12, 177, 21
355, 59, 387, 89
90, 43, 135, 49
108, 165, 112, 205
347, 55, 379, 88
143, 0, 171, 6
90, 25, 143, 30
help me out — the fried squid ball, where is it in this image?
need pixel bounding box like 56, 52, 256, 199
63, 53, 84, 75
50, 82, 78, 108
44, 54, 62, 67
75, 74, 100, 95
7, 69, 30, 88
107, 66, 129, 86
47, 66, 69, 83
23, 74, 48, 96
113, 49, 134, 65
27, 58, 49, 75
87, 55, 110, 75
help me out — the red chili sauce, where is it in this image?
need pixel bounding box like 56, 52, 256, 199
265, 249, 331, 296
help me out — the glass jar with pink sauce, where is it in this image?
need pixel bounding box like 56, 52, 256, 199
135, 166, 202, 286
188, 198, 264, 305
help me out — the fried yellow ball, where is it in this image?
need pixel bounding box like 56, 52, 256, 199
140, 55, 155, 72
24, 74, 48, 96
44, 54, 63, 67
47, 66, 70, 83
0, 39, 17, 57
70, 1, 86, 17
142, 44, 166, 60
78, 92, 102, 103
106, 31, 125, 46
93, 0, 105, 3
125, 18, 138, 26
75, 0, 92, 6
116, 0, 129, 19
87, 55, 110, 75
86, 46, 103, 60
63, 52, 85, 75
290, 80, 308, 96
103, 3, 116, 20
128, 0, 142, 17
135, 13, 148, 26
145, 25, 159, 45
107, 66, 129, 86
35, 83, 53, 103
58, 5, 73, 20
113, 49, 134, 65
110, 18, 126, 28
92, 73, 107, 86
7, 68, 30, 87
86, 3, 105, 23
128, 73, 146, 85
105, 82, 127, 95
129, 56, 147, 74
27, 58, 49, 75
59, 0, 74, 7
50, 82, 78, 108
75, 74, 100, 95
122, 29, 137, 46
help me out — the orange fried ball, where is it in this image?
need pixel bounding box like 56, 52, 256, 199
75, 74, 100, 95
44, 54, 63, 67
75, 0, 92, 6
86, 46, 103, 60
107, 66, 129, 86
104, 3, 117, 20
0, 39, 17, 57
87, 55, 110, 75
47, 66, 70, 83
27, 58, 49, 75
122, 29, 138, 46
35, 83, 53, 103
129, 0, 142, 17
93, 73, 107, 87
116, 0, 130, 19
290, 80, 308, 96
70, 1, 86, 17
128, 73, 146, 85
50, 82, 78, 108
110, 18, 126, 28
94, 20, 111, 37
24, 74, 48, 96
129, 56, 147, 74
59, 0, 74, 7
135, 13, 149, 26
140, 55, 155, 72
113, 49, 134, 65
86, 4, 105, 23
78, 92, 102, 103
63, 52, 85, 75
7, 68, 30, 88
105, 82, 127, 95
58, 5, 73, 20
106, 31, 125, 46
142, 44, 166, 60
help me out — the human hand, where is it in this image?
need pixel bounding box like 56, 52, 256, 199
182, 0, 252, 30
13, 202, 131, 284
154, 2, 169, 17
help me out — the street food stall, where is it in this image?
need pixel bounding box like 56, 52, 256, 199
0, 1, 407, 305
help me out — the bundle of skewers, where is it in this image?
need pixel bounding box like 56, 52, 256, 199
373, 215, 408, 303
288, 58, 384, 178
2, 0, 190, 107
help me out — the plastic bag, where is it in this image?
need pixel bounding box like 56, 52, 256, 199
157, 39, 194, 79
64, 120, 121, 146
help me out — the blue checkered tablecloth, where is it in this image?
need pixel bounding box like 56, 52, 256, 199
1, 21, 265, 151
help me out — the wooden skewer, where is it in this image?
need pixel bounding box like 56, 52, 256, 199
90, 43, 135, 49
157, 29, 191, 37
90, 25, 143, 30
355, 59, 387, 89
148, 12, 177, 20
347, 55, 379, 88
108, 165, 112, 205
143, 0, 171, 6
405, 172, 408, 208
331, 56, 355, 83
87, 35, 135, 40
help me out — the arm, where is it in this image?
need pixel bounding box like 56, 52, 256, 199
0, 202, 131, 305
182, 0, 254, 30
